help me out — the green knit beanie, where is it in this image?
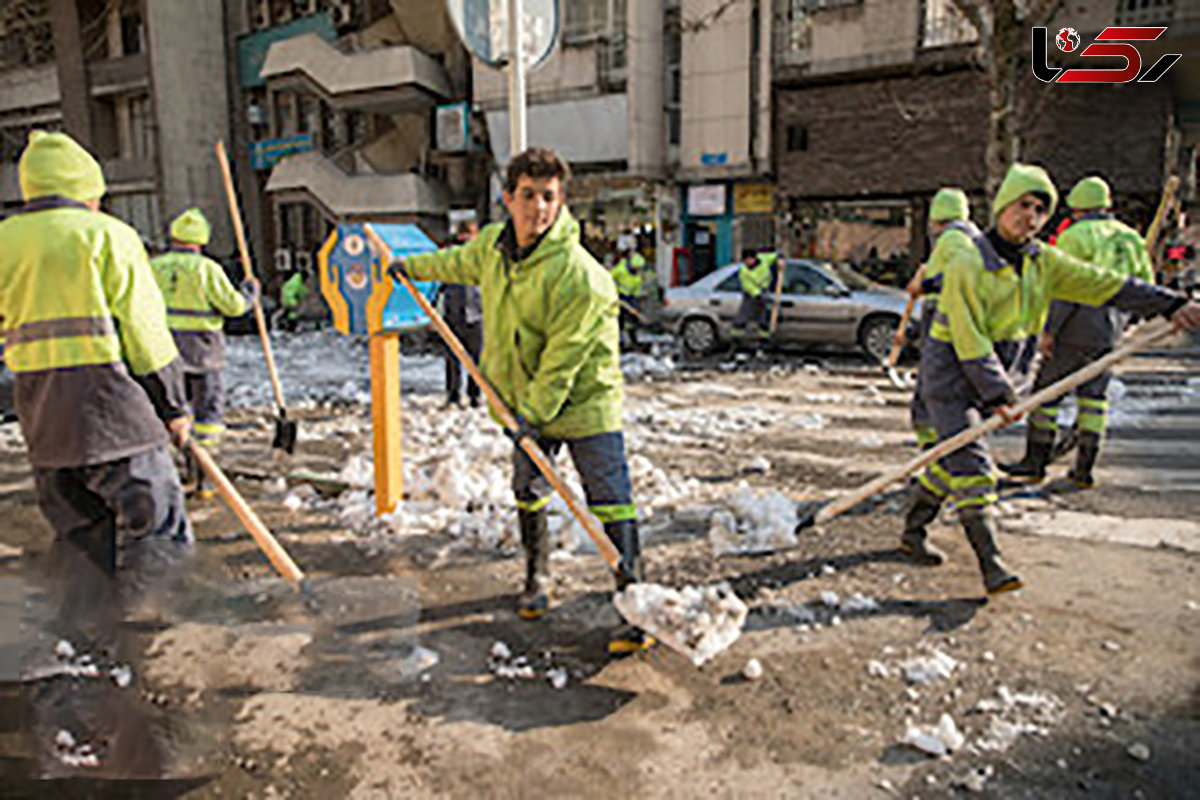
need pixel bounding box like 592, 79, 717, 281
18, 130, 106, 203
1066, 176, 1112, 211
992, 163, 1058, 218
929, 187, 969, 223
170, 208, 212, 245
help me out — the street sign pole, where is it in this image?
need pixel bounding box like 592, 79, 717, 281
507, 0, 527, 155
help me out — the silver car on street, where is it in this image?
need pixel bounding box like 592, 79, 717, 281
660, 259, 915, 361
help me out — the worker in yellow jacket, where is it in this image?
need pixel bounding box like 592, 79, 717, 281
151, 208, 256, 496
899, 163, 1200, 595
0, 130, 192, 777
388, 148, 650, 656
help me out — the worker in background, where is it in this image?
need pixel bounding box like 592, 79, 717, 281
1000, 176, 1153, 487
278, 267, 311, 332
898, 187, 973, 450
386, 147, 652, 656
733, 248, 779, 340
611, 246, 647, 348
440, 219, 483, 407
898, 163, 1200, 595
151, 207, 258, 497
0, 131, 192, 777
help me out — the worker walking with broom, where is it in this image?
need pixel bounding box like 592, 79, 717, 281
388, 147, 652, 655
151, 207, 259, 498
0, 131, 193, 777
899, 163, 1200, 595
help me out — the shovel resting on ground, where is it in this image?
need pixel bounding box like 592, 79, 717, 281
795, 319, 1180, 532
367, 227, 730, 664
186, 440, 419, 628
214, 140, 297, 454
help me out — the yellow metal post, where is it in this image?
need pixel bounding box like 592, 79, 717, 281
370, 331, 402, 514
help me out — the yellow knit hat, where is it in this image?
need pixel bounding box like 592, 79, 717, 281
1065, 176, 1112, 211
929, 187, 969, 223
170, 208, 212, 245
992, 163, 1058, 218
18, 130, 106, 203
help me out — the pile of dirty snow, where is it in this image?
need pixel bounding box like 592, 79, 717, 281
613, 582, 748, 666
708, 483, 798, 556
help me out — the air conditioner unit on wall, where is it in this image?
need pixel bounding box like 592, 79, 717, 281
435, 103, 470, 153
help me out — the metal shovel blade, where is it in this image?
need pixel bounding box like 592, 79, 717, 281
272, 411, 298, 454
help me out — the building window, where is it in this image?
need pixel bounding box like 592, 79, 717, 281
920, 0, 977, 49
1116, 0, 1174, 25
663, 5, 681, 148
786, 125, 807, 152
563, 0, 625, 41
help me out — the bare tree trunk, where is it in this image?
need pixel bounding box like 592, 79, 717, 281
985, 0, 1020, 199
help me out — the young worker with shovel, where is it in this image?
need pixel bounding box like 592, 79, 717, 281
899, 163, 1200, 595
388, 148, 652, 655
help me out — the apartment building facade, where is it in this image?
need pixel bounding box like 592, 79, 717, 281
773, 0, 1197, 263
0, 0, 232, 251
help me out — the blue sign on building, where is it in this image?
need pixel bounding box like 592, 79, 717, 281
249, 134, 315, 170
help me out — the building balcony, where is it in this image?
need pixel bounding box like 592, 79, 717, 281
0, 63, 60, 115
260, 34, 451, 113
265, 149, 448, 222
88, 54, 150, 97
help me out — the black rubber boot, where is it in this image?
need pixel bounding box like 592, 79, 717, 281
1068, 437, 1100, 489
999, 435, 1053, 482
898, 484, 947, 566
960, 509, 1023, 595
604, 520, 654, 656
517, 510, 551, 620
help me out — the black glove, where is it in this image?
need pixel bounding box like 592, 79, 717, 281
388, 260, 411, 282
504, 415, 538, 445
241, 277, 261, 304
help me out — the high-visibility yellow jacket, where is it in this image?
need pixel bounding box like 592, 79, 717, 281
1046, 213, 1153, 350
404, 209, 623, 439
0, 199, 185, 467
612, 254, 646, 298
922, 226, 1183, 408
739, 253, 778, 298
151, 248, 247, 371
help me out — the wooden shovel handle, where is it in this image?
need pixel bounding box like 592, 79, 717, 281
816, 319, 1177, 524
214, 140, 288, 414
886, 294, 917, 368
769, 258, 786, 336
365, 226, 623, 571
1144, 174, 1179, 259
187, 440, 306, 588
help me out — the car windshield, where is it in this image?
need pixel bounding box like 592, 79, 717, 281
829, 263, 878, 291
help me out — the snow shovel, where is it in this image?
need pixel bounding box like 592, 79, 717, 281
881, 294, 917, 389
768, 258, 786, 338
215, 140, 297, 454
186, 440, 419, 629
368, 229, 736, 664
795, 319, 1179, 533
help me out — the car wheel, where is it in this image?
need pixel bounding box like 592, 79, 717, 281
680, 316, 719, 356
858, 315, 898, 363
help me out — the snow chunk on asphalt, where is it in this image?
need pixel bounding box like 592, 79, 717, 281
708, 483, 798, 556
902, 713, 965, 757
900, 649, 959, 685
613, 582, 748, 666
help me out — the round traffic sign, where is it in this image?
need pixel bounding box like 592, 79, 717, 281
446, 0, 559, 70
